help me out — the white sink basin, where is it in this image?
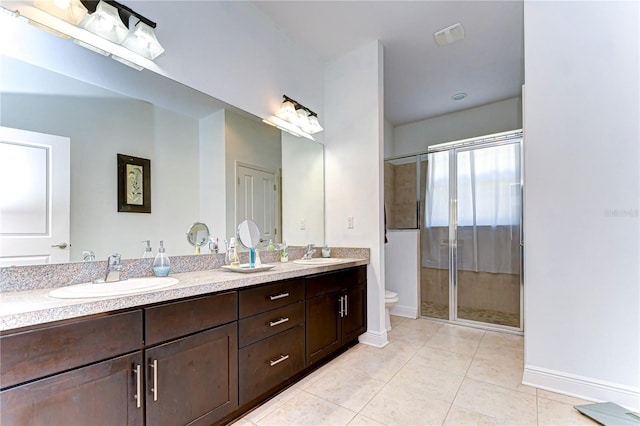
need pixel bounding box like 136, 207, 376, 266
48, 277, 179, 299
293, 258, 347, 265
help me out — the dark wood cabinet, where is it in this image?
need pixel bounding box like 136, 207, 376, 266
1, 264, 367, 426
237, 279, 306, 406
305, 266, 367, 365
1, 351, 144, 426
145, 322, 238, 426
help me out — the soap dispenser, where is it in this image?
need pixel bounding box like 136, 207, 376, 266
142, 240, 153, 258
153, 240, 171, 277
226, 237, 240, 267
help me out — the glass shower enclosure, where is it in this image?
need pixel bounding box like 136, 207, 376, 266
385, 130, 523, 331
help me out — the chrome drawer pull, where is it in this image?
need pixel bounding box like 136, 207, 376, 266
269, 354, 290, 367
269, 317, 290, 327
339, 296, 344, 318
269, 292, 290, 301
134, 364, 142, 408
150, 359, 158, 401
344, 294, 348, 316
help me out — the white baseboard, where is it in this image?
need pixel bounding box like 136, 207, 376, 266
390, 304, 418, 319
523, 364, 640, 412
358, 330, 389, 348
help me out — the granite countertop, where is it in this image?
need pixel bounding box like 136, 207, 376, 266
0, 258, 368, 332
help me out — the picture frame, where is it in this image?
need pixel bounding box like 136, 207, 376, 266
117, 154, 151, 213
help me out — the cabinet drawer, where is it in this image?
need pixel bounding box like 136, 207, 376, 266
306, 266, 366, 299
238, 324, 305, 405
145, 291, 237, 346
305, 272, 340, 299
239, 301, 304, 347
0, 310, 142, 389
238, 279, 304, 318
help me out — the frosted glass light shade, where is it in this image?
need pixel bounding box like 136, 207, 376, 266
34, 0, 88, 25
276, 100, 296, 122
82, 1, 128, 44
296, 109, 312, 133
122, 21, 165, 60
307, 115, 323, 134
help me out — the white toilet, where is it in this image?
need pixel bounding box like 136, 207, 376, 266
384, 290, 399, 331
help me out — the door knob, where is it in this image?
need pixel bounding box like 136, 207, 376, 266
51, 242, 68, 249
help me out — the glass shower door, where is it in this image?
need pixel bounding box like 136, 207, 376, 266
454, 142, 522, 328
421, 151, 450, 320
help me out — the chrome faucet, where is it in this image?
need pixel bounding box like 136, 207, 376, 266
104, 253, 122, 282
302, 244, 316, 260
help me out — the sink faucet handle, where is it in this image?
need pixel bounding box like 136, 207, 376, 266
108, 253, 122, 266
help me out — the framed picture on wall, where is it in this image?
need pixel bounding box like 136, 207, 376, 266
117, 154, 151, 213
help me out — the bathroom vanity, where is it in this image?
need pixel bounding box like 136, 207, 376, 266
0, 260, 367, 425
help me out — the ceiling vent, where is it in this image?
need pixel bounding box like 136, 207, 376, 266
434, 23, 465, 46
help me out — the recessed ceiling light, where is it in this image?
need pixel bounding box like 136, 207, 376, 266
451, 92, 467, 101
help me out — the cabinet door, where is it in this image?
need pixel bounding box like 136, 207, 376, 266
342, 282, 367, 344
0, 352, 143, 426
145, 322, 238, 426
305, 292, 341, 365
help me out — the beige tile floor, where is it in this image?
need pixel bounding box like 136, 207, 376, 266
232, 316, 598, 426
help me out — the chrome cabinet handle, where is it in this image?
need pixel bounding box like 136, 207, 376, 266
339, 296, 344, 318
269, 317, 290, 327
51, 242, 68, 249
134, 364, 141, 408
344, 294, 348, 316
269, 292, 289, 301
269, 354, 289, 367
150, 359, 158, 401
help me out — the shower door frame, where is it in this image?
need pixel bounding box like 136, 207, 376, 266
425, 131, 524, 333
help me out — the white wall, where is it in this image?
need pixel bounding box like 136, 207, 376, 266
392, 97, 522, 156
133, 1, 324, 123
384, 118, 395, 158
385, 230, 420, 319
325, 41, 387, 347
282, 135, 324, 246
523, 1, 640, 410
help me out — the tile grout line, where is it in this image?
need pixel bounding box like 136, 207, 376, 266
440, 328, 487, 424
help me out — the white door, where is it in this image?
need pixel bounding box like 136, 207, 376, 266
236, 163, 279, 243
0, 126, 70, 266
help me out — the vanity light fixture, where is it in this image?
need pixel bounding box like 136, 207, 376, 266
269, 95, 324, 140
7, 0, 164, 71
81, 1, 129, 44
122, 20, 164, 60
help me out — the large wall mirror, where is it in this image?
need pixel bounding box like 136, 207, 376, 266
0, 53, 324, 266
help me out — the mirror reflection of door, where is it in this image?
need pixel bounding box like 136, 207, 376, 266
236, 163, 280, 243
0, 127, 70, 266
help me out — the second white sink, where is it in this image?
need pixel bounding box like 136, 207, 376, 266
293, 258, 348, 265
48, 277, 179, 299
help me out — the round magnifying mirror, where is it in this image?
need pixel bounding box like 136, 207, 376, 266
237, 219, 261, 249
186, 222, 210, 250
